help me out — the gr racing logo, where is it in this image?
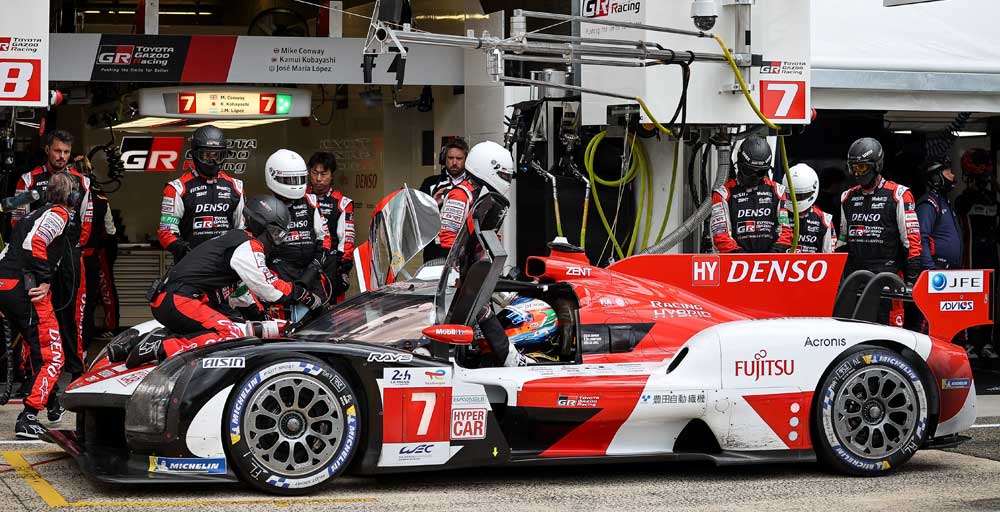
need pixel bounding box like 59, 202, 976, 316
120, 136, 184, 172
582, 0, 641, 18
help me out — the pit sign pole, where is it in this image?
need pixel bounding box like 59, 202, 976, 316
0, 0, 49, 107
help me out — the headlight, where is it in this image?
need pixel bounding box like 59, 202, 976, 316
124, 356, 191, 435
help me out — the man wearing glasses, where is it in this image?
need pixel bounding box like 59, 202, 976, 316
158, 125, 245, 263
838, 137, 922, 323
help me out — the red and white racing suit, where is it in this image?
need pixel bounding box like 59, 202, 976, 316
438, 174, 478, 250
0, 204, 70, 411
151, 230, 302, 358
710, 177, 792, 253
158, 170, 245, 259
12, 165, 93, 376
312, 188, 354, 299
792, 205, 837, 253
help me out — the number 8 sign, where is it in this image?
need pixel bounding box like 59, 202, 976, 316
759, 80, 806, 121
0, 60, 41, 103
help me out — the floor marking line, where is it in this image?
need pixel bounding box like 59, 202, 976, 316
0, 450, 70, 507
67, 497, 377, 508
971, 423, 1000, 428
0, 454, 69, 474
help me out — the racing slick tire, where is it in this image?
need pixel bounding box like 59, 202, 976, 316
223, 356, 362, 495
813, 345, 930, 476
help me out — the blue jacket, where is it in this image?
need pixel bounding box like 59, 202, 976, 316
916, 191, 962, 269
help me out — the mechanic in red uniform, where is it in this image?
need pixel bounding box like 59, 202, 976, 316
73, 154, 120, 345
265, 149, 334, 304
837, 137, 922, 325
0, 173, 79, 438
783, 163, 836, 253
423, 139, 470, 261
11, 130, 93, 421
128, 196, 323, 368
307, 152, 354, 300
711, 136, 793, 253
436, 140, 479, 253
158, 125, 245, 263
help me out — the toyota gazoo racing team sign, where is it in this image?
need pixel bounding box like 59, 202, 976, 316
120, 136, 257, 174
0, 0, 48, 106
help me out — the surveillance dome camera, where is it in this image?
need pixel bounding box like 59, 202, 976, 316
691, 0, 719, 31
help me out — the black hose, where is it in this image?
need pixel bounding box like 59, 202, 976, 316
687, 142, 704, 207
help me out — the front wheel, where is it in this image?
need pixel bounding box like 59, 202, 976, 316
224, 357, 362, 495
813, 346, 930, 476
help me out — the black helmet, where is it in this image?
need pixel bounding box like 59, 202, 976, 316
191, 125, 227, 178
244, 195, 290, 251
846, 137, 883, 188
924, 160, 955, 195
736, 136, 772, 187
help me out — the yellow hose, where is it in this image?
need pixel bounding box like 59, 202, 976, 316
711, 34, 800, 252
585, 131, 654, 260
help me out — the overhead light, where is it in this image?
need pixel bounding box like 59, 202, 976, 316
892, 130, 912, 134
114, 117, 184, 129
187, 119, 289, 130
412, 14, 490, 21
954, 131, 987, 137
83, 9, 208, 15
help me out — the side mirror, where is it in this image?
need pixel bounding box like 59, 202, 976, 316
422, 324, 474, 345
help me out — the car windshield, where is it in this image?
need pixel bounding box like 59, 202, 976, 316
293, 280, 439, 345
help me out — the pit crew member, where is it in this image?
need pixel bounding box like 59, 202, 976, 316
0, 173, 78, 438
784, 163, 835, 253
955, 148, 1000, 359
158, 125, 245, 263
265, 149, 333, 303
11, 130, 93, 410
436, 139, 481, 252
307, 152, 354, 300
130, 196, 323, 368
711, 136, 793, 253
74, 155, 120, 345
422, 139, 469, 261
916, 161, 961, 271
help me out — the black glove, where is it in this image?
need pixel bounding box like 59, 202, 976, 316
905, 257, 922, 286
339, 256, 353, 275
167, 240, 191, 262
292, 283, 323, 310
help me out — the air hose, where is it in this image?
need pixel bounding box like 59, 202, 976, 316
584, 131, 653, 260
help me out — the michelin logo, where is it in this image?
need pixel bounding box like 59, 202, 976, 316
148, 456, 227, 474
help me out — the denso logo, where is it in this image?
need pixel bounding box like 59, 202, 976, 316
288, 218, 309, 229
737, 208, 771, 217
195, 203, 230, 213
734, 349, 795, 381
851, 213, 880, 222
727, 259, 828, 283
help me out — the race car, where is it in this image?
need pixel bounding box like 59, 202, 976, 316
49, 190, 986, 495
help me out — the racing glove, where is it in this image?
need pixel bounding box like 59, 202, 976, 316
292, 283, 323, 310
905, 257, 922, 286
167, 240, 191, 262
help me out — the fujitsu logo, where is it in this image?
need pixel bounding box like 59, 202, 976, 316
734, 349, 795, 381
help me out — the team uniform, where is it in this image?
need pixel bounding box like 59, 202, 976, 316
312, 188, 355, 297
270, 194, 333, 289
916, 191, 962, 270
82, 191, 119, 343
158, 170, 245, 256
12, 165, 93, 376
0, 204, 70, 413
150, 230, 300, 359
438, 173, 479, 250
792, 205, 836, 253
837, 176, 922, 278
710, 177, 793, 253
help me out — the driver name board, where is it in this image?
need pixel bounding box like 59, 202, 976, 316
138, 86, 310, 119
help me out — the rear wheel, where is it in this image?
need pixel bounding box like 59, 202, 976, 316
224, 357, 361, 495
813, 346, 929, 476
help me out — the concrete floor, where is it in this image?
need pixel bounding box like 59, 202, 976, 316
0, 398, 998, 511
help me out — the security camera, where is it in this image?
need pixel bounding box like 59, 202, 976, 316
690, 0, 719, 31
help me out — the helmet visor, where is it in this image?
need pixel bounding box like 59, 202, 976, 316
497, 169, 514, 183
274, 174, 307, 187
194, 148, 226, 165
849, 162, 873, 176
792, 190, 815, 203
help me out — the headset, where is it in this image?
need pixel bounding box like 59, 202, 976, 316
439, 138, 469, 167
925, 161, 948, 192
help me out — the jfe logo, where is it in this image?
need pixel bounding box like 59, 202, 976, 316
928, 271, 984, 294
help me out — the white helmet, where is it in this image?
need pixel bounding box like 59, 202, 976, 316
784, 163, 820, 212
265, 149, 308, 200
465, 141, 514, 196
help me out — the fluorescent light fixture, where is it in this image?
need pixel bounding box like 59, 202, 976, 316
187, 119, 289, 130
114, 117, 184, 129
954, 131, 987, 137
892, 130, 912, 134
83, 9, 208, 15
412, 14, 490, 21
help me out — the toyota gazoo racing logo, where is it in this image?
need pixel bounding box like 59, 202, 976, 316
97, 45, 175, 66
734, 349, 795, 381
0, 37, 42, 53
120, 136, 184, 172
581, 0, 641, 18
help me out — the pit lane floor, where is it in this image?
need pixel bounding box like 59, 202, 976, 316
0, 398, 998, 512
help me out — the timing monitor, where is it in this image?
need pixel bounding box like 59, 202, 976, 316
137, 86, 311, 119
